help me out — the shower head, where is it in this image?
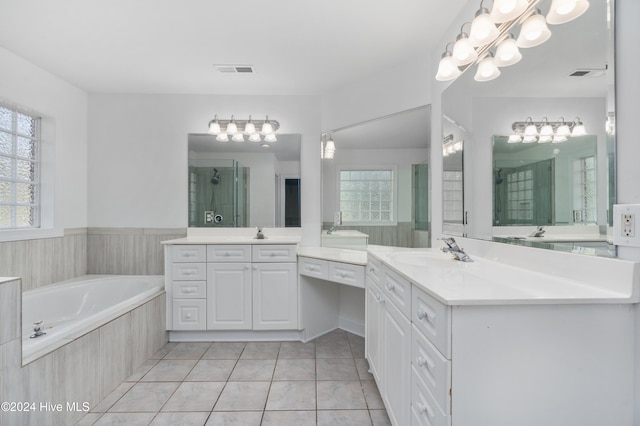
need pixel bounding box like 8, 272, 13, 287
211, 168, 221, 185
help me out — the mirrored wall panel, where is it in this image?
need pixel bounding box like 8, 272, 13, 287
442, 0, 616, 257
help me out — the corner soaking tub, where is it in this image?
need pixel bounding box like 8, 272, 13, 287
22, 275, 164, 363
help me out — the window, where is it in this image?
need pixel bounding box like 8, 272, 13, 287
574, 156, 597, 223
338, 169, 394, 224
0, 105, 40, 229
506, 169, 534, 223
442, 170, 463, 224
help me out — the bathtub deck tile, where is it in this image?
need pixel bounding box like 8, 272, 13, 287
141, 359, 198, 382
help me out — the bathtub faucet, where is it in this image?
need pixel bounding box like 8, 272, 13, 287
30, 320, 46, 338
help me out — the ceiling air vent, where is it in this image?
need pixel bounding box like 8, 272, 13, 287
215, 65, 255, 74
569, 68, 607, 78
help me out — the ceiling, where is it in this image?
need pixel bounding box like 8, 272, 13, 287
0, 0, 468, 95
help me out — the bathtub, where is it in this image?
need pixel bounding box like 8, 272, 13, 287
22, 275, 164, 363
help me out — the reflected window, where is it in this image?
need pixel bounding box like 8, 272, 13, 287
574, 156, 597, 223
0, 104, 40, 229
338, 168, 395, 224
443, 171, 463, 223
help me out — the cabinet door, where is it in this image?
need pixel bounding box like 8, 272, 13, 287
382, 294, 412, 426
252, 263, 298, 330
206, 262, 252, 330
365, 279, 384, 383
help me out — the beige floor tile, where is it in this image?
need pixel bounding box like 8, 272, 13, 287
203, 342, 246, 360
164, 342, 212, 360
185, 359, 237, 382
362, 380, 385, 409
213, 382, 271, 411
265, 380, 316, 410
316, 358, 359, 380
370, 409, 392, 426
261, 410, 316, 426
317, 381, 367, 410
228, 359, 276, 381
205, 411, 263, 426
151, 411, 210, 425
273, 358, 316, 380
239, 342, 281, 359
278, 341, 315, 359
161, 381, 225, 412
93, 412, 156, 425
141, 359, 198, 382
109, 382, 179, 412
317, 409, 372, 426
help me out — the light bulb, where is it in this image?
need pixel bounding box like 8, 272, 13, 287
556, 123, 571, 137
244, 117, 256, 135
571, 119, 587, 136
216, 133, 229, 142
474, 55, 501, 82
261, 116, 273, 134
469, 8, 499, 47
546, 0, 590, 25
539, 123, 554, 137
451, 33, 478, 66
553, 135, 568, 143
538, 135, 552, 143
508, 134, 522, 143
226, 117, 238, 134
264, 133, 277, 142
523, 135, 537, 143
524, 121, 538, 136
435, 52, 461, 81
208, 116, 221, 135
517, 11, 552, 48
490, 0, 529, 23
232, 133, 244, 142
494, 35, 522, 67
248, 133, 261, 142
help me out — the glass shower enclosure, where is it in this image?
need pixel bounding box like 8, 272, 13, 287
188, 159, 249, 227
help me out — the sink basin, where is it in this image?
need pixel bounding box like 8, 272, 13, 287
387, 251, 454, 266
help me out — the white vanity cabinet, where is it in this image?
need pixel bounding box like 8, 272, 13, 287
166, 243, 298, 332
365, 256, 411, 426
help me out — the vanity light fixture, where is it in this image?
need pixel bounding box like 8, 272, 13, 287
508, 116, 588, 144
207, 115, 279, 143
435, 0, 589, 83
474, 53, 501, 81
442, 134, 463, 157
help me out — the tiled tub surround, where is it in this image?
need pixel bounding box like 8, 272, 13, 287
0, 228, 87, 291
78, 329, 391, 426
366, 242, 639, 426
0, 277, 168, 426
87, 227, 187, 275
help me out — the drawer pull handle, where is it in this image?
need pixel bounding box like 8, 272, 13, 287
417, 308, 435, 322
385, 282, 395, 292
224, 252, 230, 256
183, 289, 195, 294
375, 294, 386, 304
308, 266, 319, 272
368, 267, 376, 273
417, 356, 434, 370
417, 402, 434, 418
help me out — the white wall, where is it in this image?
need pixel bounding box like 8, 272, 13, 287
87, 94, 321, 244
0, 46, 88, 231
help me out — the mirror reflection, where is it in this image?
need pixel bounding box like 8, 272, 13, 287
441, 0, 615, 257
322, 106, 431, 248
187, 133, 301, 228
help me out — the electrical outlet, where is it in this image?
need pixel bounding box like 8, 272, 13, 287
613, 204, 640, 247
204, 211, 214, 224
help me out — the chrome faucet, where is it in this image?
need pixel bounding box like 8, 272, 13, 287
326, 225, 338, 235
255, 226, 265, 239
30, 320, 46, 338
528, 226, 545, 237
440, 237, 473, 262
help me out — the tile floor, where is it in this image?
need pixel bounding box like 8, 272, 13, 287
77, 329, 391, 426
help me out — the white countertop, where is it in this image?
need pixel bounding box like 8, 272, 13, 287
297, 246, 368, 266
367, 245, 639, 306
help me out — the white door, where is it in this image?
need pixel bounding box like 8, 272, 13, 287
206, 262, 252, 329
252, 263, 298, 330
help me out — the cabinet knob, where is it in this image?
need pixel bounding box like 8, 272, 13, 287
375, 294, 386, 304
417, 309, 428, 321
417, 402, 433, 418
417, 356, 434, 370
385, 282, 395, 292
185, 313, 192, 319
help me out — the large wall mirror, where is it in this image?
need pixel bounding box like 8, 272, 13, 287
188, 133, 301, 228
321, 106, 431, 248
442, 0, 616, 257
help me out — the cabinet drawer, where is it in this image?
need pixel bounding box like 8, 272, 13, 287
172, 299, 206, 330
328, 262, 365, 288
411, 368, 449, 426
298, 257, 328, 279
412, 286, 451, 358
207, 245, 251, 262
382, 266, 412, 318
171, 263, 206, 281
172, 281, 206, 298
171, 245, 206, 262
252, 244, 297, 262
412, 325, 451, 414
366, 256, 383, 285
